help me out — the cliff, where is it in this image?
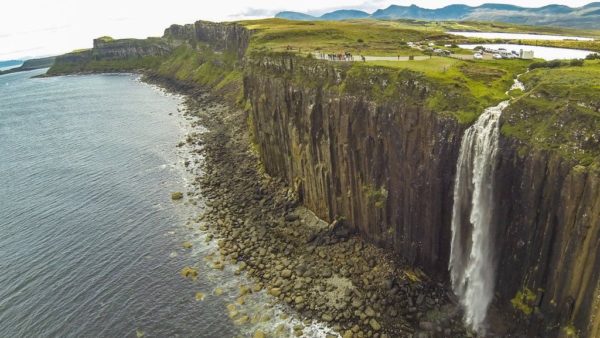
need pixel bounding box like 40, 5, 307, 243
494, 139, 600, 336
493, 63, 600, 336
47, 37, 172, 75
244, 54, 462, 277
44, 19, 599, 337
163, 21, 251, 59
244, 52, 599, 336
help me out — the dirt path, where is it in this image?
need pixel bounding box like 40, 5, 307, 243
313, 54, 434, 62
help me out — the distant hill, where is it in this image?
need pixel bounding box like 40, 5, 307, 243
0, 60, 23, 70
0, 56, 56, 76
275, 11, 317, 21
321, 10, 369, 20
275, 2, 600, 29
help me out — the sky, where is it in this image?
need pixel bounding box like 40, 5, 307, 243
0, 0, 594, 60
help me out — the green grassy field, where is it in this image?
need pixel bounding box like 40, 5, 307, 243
239, 18, 599, 167
362, 57, 530, 123
502, 60, 600, 169
45, 18, 600, 168
240, 18, 600, 56
241, 19, 447, 56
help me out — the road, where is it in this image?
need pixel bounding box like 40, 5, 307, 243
311, 53, 478, 62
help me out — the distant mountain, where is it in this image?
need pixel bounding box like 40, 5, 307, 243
0, 60, 23, 69
583, 2, 600, 8
275, 11, 317, 21
274, 2, 600, 29
534, 5, 574, 14
321, 9, 369, 20
477, 4, 523, 11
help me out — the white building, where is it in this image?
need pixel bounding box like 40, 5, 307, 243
520, 49, 534, 59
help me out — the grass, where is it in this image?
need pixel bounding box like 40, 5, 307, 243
155, 44, 242, 103
240, 18, 540, 124
47, 55, 165, 75
362, 185, 388, 209
96, 36, 114, 43
45, 18, 600, 168
362, 57, 530, 124
240, 18, 600, 57
511, 287, 537, 315
240, 19, 450, 56
501, 60, 600, 170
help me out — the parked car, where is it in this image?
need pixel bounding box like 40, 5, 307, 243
493, 53, 503, 59
473, 53, 483, 60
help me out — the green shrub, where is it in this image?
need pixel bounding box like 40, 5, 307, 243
511, 288, 536, 315
585, 53, 600, 60
569, 59, 584, 67
529, 60, 563, 70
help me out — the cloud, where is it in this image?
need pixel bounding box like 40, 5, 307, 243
0, 46, 44, 57
0, 25, 70, 39
236, 8, 279, 17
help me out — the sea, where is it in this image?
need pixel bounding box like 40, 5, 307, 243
0, 69, 336, 338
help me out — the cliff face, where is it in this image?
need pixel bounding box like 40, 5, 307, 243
45, 20, 599, 336
91, 38, 172, 59
49, 20, 252, 76
164, 21, 251, 58
244, 54, 464, 276
245, 53, 599, 336
494, 138, 600, 336
49, 38, 172, 74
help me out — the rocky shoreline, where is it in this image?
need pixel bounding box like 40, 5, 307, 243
146, 73, 469, 338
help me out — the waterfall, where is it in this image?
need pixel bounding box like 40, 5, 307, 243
449, 77, 522, 334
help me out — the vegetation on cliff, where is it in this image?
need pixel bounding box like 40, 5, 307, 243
47, 54, 165, 75
46, 18, 600, 168
154, 44, 242, 103
363, 57, 530, 123
242, 19, 438, 56
501, 59, 600, 170
46, 37, 171, 76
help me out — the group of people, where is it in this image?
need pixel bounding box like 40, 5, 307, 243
317, 52, 365, 62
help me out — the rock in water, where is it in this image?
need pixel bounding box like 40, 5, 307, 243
180, 266, 198, 279
195, 292, 205, 301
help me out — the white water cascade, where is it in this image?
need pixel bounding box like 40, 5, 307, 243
449, 77, 523, 334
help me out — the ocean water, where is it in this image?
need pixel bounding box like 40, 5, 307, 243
447, 31, 594, 41
0, 69, 239, 337
0, 69, 339, 338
